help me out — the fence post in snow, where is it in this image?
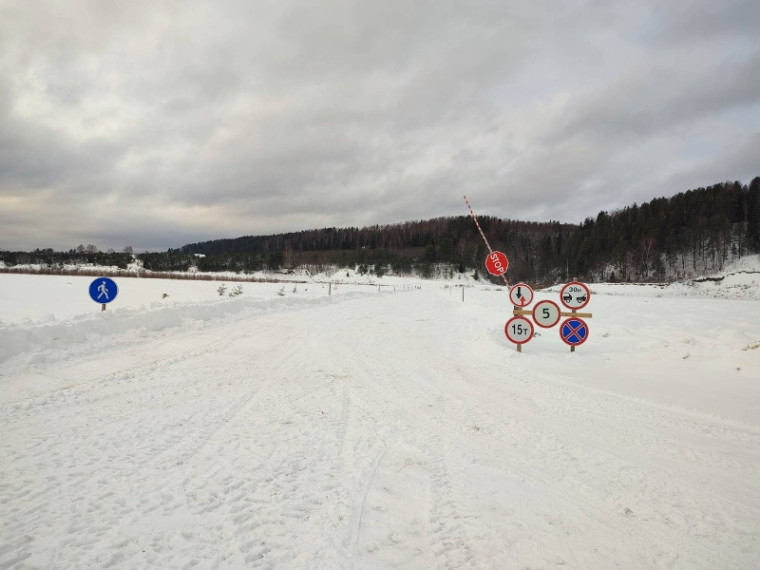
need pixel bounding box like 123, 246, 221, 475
514, 305, 522, 353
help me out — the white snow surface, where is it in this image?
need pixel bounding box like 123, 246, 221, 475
1, 262, 759, 569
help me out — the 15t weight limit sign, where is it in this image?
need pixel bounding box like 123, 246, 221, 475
505, 316, 534, 345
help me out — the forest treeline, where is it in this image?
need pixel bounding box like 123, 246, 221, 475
2, 178, 759, 284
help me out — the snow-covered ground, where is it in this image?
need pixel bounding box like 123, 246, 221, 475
1, 262, 759, 569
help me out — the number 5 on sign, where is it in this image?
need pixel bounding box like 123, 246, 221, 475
505, 316, 534, 345
532, 299, 561, 328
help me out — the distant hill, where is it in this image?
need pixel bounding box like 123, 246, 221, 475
178, 216, 576, 283
2, 177, 758, 285
177, 177, 760, 284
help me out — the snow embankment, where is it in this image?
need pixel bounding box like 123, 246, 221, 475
546, 255, 760, 300
0, 285, 384, 364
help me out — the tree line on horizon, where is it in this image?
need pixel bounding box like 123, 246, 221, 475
2, 177, 759, 284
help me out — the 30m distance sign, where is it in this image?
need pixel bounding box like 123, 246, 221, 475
560, 281, 590, 310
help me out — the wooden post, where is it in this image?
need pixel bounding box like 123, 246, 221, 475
514, 305, 522, 353
570, 309, 576, 353
570, 276, 576, 353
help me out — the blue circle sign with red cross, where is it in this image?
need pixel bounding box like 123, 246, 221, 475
559, 317, 589, 347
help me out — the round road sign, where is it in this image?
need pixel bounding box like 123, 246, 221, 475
532, 299, 561, 328
485, 251, 509, 276
559, 317, 589, 346
560, 281, 590, 310
505, 316, 534, 345
89, 277, 118, 304
509, 282, 533, 307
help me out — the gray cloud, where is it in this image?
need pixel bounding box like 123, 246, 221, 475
1, 0, 758, 251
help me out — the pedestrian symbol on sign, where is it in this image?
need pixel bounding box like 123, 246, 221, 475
97, 280, 110, 300
89, 277, 119, 311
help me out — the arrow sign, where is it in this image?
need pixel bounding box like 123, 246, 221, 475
509, 283, 533, 307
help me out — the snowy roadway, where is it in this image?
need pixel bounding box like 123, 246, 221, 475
1, 278, 759, 569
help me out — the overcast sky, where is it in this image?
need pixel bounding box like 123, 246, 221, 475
2, 0, 759, 252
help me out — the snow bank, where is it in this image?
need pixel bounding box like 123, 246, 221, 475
0, 275, 397, 363
1, 295, 310, 363
546, 254, 760, 300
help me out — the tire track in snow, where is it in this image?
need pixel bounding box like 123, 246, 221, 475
312, 290, 757, 569
489, 360, 760, 564
2, 307, 352, 569
3, 287, 758, 569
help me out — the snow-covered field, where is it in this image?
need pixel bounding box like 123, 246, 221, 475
1, 263, 759, 569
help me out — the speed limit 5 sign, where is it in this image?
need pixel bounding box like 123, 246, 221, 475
532, 300, 561, 328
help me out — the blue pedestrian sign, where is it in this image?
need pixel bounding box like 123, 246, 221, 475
560, 317, 589, 347
89, 277, 118, 305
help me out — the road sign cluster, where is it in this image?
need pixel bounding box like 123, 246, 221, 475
462, 206, 593, 353
505, 281, 592, 351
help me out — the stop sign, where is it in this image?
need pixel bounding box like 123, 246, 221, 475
485, 251, 509, 276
